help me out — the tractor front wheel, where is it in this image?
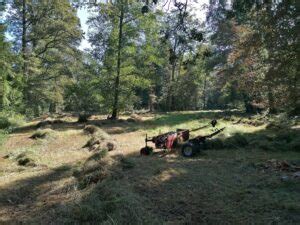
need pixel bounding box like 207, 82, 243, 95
140, 146, 153, 156
181, 142, 198, 157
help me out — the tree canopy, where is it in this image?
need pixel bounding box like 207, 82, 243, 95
0, 0, 298, 117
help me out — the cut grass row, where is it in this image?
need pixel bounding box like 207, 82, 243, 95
0, 111, 299, 224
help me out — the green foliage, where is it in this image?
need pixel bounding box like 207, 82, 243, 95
0, 111, 25, 130
0, 21, 22, 112
0, 116, 10, 129
1, 0, 297, 118
0, 130, 7, 147
7, 0, 83, 116
64, 70, 104, 112
206, 0, 298, 113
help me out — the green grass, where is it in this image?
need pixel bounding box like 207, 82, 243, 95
0, 111, 25, 130
0, 130, 8, 148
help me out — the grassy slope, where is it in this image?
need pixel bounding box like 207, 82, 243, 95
0, 111, 299, 224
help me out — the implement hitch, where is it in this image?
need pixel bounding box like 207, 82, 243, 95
181, 127, 225, 157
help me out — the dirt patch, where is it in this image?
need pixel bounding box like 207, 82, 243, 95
2, 134, 34, 151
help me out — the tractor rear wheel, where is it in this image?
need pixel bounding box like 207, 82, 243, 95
181, 142, 198, 157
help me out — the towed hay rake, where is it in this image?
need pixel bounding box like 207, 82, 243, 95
140, 120, 225, 157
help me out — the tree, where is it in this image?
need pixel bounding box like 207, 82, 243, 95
0, 4, 22, 111
88, 0, 160, 117
0, 18, 11, 109
8, 0, 82, 115
206, 0, 299, 114
160, 2, 203, 110
64, 54, 104, 113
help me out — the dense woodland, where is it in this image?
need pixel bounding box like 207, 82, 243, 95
0, 0, 298, 121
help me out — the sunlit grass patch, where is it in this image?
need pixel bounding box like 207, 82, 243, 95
0, 111, 299, 224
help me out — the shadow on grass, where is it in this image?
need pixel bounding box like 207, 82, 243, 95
0, 165, 71, 209
2, 125, 299, 224
65, 126, 300, 224
206, 126, 300, 153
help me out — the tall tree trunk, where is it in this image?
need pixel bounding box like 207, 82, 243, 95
0, 73, 8, 109
289, 63, 299, 115
242, 93, 253, 113
21, 0, 29, 113
202, 73, 207, 109
267, 84, 276, 114
22, 0, 27, 80
167, 39, 178, 111
148, 88, 155, 112
167, 62, 176, 111
49, 102, 57, 113
111, 3, 124, 119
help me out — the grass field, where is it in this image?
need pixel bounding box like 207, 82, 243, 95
0, 111, 299, 224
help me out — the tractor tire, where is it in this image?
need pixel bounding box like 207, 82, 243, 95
181, 142, 198, 157
140, 146, 153, 156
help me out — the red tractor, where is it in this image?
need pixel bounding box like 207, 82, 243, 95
140, 120, 225, 157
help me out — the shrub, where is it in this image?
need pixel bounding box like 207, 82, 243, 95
0, 111, 25, 130
9, 113, 25, 127
0, 130, 8, 146
0, 117, 10, 129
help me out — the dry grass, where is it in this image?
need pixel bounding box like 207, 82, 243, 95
0, 111, 299, 224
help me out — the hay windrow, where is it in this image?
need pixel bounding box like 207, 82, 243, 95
30, 129, 56, 140
83, 125, 99, 135
82, 126, 117, 151
73, 151, 120, 189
